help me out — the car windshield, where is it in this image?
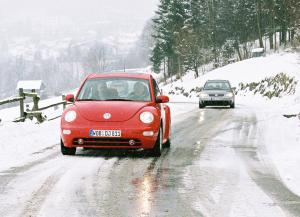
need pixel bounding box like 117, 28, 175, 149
77, 77, 151, 102
203, 81, 231, 91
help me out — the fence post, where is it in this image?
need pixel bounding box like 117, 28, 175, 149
32, 91, 44, 123
19, 88, 25, 121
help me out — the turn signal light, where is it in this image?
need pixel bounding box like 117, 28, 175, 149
143, 131, 154, 136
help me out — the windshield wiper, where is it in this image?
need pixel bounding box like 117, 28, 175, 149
103, 99, 134, 101
77, 99, 99, 101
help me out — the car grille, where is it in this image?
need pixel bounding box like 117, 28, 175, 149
205, 101, 230, 106
208, 94, 225, 97
73, 138, 142, 147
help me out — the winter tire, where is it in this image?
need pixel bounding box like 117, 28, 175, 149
61, 140, 76, 155
164, 139, 171, 148
149, 126, 163, 157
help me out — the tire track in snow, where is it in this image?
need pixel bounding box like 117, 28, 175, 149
0, 150, 60, 194
97, 156, 156, 217
174, 109, 240, 217
122, 109, 229, 217
233, 111, 300, 217
21, 168, 64, 217
73, 157, 118, 217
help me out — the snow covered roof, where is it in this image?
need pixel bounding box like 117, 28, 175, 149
251, 48, 264, 53
16, 80, 45, 90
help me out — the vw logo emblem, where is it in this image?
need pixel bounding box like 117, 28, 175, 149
129, 140, 135, 146
103, 113, 111, 120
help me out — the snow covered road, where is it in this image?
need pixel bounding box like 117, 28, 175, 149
0, 102, 300, 217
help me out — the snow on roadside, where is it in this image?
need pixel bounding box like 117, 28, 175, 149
162, 52, 300, 103
0, 94, 73, 171
260, 111, 300, 196
0, 119, 61, 171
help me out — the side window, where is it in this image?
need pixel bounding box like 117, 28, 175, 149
153, 79, 161, 97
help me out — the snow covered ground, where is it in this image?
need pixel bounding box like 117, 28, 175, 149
0, 50, 300, 201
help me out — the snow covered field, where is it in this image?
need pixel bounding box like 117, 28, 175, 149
1, 50, 300, 202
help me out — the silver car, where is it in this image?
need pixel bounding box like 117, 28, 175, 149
199, 80, 235, 108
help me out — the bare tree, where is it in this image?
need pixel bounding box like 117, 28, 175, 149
84, 42, 109, 73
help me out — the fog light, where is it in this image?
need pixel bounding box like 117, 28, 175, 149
78, 138, 84, 145
129, 140, 135, 146
63, 129, 71, 135
143, 131, 154, 136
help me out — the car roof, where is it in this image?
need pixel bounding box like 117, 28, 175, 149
205, 79, 230, 83
87, 73, 152, 80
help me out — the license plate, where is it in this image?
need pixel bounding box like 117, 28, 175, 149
211, 97, 223, 101
89, 129, 121, 137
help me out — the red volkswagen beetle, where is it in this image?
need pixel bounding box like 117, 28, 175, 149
60, 73, 171, 156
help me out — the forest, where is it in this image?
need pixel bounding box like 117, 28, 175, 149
151, 0, 300, 78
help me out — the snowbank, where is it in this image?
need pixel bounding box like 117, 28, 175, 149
162, 52, 300, 103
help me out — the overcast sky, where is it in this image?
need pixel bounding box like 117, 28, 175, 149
0, 0, 159, 24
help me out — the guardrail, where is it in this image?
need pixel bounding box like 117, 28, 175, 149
0, 88, 67, 123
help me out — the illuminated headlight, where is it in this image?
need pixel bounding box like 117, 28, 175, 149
64, 110, 77, 122
226, 92, 234, 97
199, 93, 209, 98
140, 112, 154, 124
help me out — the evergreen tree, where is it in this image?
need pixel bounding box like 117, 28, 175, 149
151, 0, 300, 78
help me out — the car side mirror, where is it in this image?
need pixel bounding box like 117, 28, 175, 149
65, 94, 75, 103
231, 87, 236, 93
156, 95, 169, 103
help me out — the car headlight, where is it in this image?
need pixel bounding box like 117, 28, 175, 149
64, 110, 77, 122
226, 92, 234, 97
140, 112, 154, 124
199, 93, 208, 98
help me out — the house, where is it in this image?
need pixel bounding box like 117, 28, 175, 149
16, 80, 47, 98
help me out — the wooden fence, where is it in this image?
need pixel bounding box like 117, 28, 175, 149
0, 88, 67, 123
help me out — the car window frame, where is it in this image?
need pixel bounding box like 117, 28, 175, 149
203, 81, 231, 91
76, 77, 153, 102
152, 78, 161, 97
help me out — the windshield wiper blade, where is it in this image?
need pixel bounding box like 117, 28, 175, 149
77, 99, 99, 101
103, 99, 134, 101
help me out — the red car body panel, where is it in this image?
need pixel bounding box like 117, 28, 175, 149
61, 73, 171, 150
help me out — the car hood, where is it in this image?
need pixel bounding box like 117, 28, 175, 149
74, 101, 151, 122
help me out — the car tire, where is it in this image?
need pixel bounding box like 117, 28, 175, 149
164, 138, 171, 148
149, 126, 163, 157
199, 103, 205, 108
230, 102, 235, 108
61, 140, 76, 155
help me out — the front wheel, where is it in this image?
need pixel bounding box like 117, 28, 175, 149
164, 139, 171, 148
199, 103, 205, 108
149, 126, 163, 157
230, 102, 235, 108
61, 140, 76, 155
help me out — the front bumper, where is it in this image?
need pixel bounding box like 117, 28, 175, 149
199, 97, 234, 106
61, 125, 159, 150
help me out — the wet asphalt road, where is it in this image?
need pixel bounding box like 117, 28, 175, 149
0, 103, 300, 217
